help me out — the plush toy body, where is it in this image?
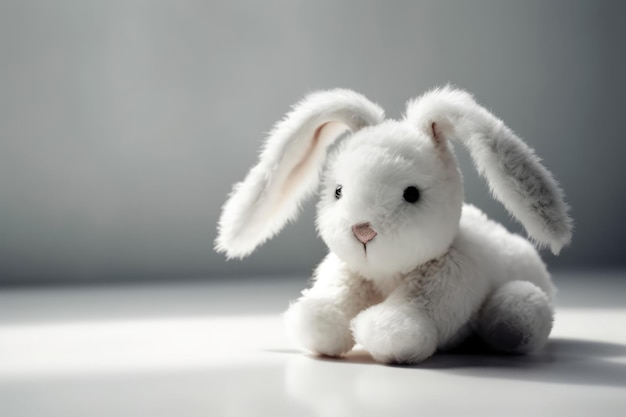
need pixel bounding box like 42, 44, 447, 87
216, 87, 572, 364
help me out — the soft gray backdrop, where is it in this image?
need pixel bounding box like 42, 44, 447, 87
1, 0, 624, 284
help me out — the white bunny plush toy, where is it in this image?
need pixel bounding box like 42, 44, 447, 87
215, 87, 573, 364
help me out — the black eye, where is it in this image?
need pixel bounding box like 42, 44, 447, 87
335, 185, 343, 199
403, 186, 420, 204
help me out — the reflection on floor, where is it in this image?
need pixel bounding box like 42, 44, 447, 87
1, 272, 625, 417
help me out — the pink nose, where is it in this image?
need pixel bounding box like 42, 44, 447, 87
352, 222, 377, 244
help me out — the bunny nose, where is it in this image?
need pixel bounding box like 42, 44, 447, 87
352, 222, 377, 244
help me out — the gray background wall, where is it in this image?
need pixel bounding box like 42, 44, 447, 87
1, 0, 624, 284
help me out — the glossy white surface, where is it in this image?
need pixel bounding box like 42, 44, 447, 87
1, 273, 625, 417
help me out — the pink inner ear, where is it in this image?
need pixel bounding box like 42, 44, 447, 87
431, 122, 442, 145
429, 120, 454, 151
276, 122, 347, 211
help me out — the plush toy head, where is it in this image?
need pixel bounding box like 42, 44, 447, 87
215, 87, 572, 275
316, 120, 463, 278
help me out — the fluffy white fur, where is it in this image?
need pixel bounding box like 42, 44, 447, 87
215, 89, 385, 258
216, 87, 572, 364
406, 88, 572, 254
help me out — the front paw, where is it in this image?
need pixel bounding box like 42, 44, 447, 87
284, 297, 354, 357
351, 304, 437, 364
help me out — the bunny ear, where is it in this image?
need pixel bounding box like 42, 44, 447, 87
216, 89, 385, 259
405, 87, 572, 254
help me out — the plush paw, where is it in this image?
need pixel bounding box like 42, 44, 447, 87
478, 280, 553, 353
351, 304, 437, 364
283, 297, 355, 357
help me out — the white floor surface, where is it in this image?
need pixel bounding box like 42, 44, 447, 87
1, 272, 625, 417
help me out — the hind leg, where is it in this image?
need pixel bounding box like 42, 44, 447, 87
478, 280, 553, 354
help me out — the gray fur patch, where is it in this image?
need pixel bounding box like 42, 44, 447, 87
492, 133, 571, 240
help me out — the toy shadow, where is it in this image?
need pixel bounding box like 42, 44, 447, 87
290, 337, 626, 388
414, 338, 626, 387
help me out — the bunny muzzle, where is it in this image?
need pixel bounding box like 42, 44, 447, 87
352, 222, 377, 245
